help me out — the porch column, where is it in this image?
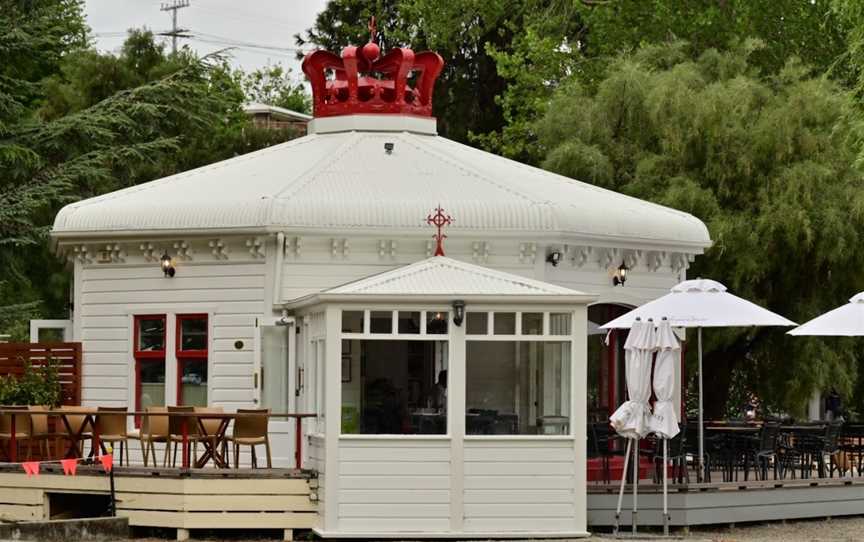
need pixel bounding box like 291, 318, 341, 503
449, 313, 466, 532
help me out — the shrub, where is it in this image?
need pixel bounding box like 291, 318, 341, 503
0, 360, 61, 406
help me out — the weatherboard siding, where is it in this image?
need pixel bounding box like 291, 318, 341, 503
463, 439, 578, 532
77, 261, 266, 410
336, 438, 451, 532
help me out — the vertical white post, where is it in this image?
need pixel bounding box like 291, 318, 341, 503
632, 439, 638, 534
698, 327, 704, 483
449, 312, 465, 532
663, 438, 669, 535
323, 305, 341, 533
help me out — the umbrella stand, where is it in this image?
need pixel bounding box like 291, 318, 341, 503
612, 438, 632, 535
697, 326, 704, 483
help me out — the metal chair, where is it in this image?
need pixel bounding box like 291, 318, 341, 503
653, 424, 689, 484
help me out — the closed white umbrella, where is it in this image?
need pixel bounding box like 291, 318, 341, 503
610, 319, 654, 535
602, 279, 795, 481
789, 292, 864, 336
610, 319, 654, 439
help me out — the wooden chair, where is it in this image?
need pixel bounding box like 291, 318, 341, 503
228, 408, 271, 468
0, 406, 32, 460
58, 406, 94, 458
96, 407, 130, 466
129, 406, 169, 467
29, 406, 61, 460
167, 405, 202, 467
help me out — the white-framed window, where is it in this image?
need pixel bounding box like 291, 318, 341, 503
340, 309, 450, 436
464, 311, 573, 436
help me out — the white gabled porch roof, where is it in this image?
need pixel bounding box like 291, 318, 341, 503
284, 256, 596, 308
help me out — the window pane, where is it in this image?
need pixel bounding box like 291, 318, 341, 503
180, 317, 207, 350
342, 311, 364, 333
138, 318, 165, 352
521, 313, 544, 335
466, 312, 488, 335
398, 311, 421, 334
180, 360, 207, 406
341, 339, 448, 435
140, 362, 165, 409
261, 326, 290, 412
493, 313, 516, 335
426, 311, 448, 334
466, 341, 570, 435
370, 311, 392, 334
550, 313, 572, 335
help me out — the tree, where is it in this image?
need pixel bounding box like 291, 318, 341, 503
536, 41, 864, 417
240, 65, 311, 114
0, 12, 305, 338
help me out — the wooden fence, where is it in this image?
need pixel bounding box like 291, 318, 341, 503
0, 343, 81, 405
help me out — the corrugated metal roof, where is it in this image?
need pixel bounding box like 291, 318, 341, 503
325, 257, 586, 296
52, 117, 711, 249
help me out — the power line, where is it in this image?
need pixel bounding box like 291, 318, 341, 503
159, 0, 191, 54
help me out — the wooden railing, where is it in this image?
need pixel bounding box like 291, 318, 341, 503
0, 342, 81, 405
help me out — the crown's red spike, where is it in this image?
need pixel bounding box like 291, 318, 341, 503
301, 19, 444, 119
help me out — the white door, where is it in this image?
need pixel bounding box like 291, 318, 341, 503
254, 318, 296, 466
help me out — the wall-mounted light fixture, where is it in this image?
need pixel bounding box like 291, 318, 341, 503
452, 299, 465, 327
546, 250, 562, 267
612, 261, 629, 286
160, 252, 176, 278
384, 142, 394, 154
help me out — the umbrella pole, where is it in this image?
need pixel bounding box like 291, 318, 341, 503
663, 438, 669, 536
632, 438, 638, 535
698, 326, 704, 483
613, 438, 632, 535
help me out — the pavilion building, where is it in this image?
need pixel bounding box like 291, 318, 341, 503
49, 27, 710, 538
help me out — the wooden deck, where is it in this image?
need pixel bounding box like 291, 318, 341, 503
588, 476, 864, 529
0, 465, 317, 540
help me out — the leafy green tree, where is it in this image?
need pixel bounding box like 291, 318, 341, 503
241, 65, 310, 114
536, 41, 864, 417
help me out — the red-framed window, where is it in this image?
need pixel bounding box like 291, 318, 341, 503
134, 315, 167, 425
176, 314, 208, 407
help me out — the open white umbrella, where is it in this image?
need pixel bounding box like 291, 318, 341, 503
601, 279, 795, 481
789, 292, 864, 336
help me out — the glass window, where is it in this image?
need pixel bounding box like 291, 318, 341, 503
177, 314, 208, 406
521, 313, 544, 335
426, 311, 448, 335
138, 317, 165, 351
466, 341, 571, 435
550, 313, 572, 335
370, 311, 393, 334
139, 361, 165, 410
493, 312, 516, 335
398, 311, 421, 334
466, 312, 488, 335
179, 317, 207, 351
341, 339, 448, 435
261, 325, 290, 412
342, 311, 364, 333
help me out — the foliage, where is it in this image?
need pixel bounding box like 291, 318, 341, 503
0, 361, 61, 407
536, 42, 864, 416
0, 13, 308, 335
240, 65, 310, 114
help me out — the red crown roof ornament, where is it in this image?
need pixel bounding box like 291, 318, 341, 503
301, 17, 444, 118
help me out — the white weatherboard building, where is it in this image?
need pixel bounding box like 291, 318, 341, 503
49, 32, 710, 539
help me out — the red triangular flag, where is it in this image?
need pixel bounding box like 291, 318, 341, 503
98, 453, 113, 473
22, 461, 40, 477
61, 458, 78, 476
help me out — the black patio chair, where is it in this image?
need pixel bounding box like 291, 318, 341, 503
652, 424, 689, 484
838, 422, 864, 476
746, 421, 781, 480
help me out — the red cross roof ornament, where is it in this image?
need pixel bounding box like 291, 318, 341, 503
301, 17, 445, 118
426, 205, 452, 257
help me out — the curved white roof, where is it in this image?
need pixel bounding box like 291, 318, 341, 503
52, 115, 710, 250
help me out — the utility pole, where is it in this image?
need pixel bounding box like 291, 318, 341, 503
160, 0, 190, 55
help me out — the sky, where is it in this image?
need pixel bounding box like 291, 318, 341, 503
84, 0, 329, 76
